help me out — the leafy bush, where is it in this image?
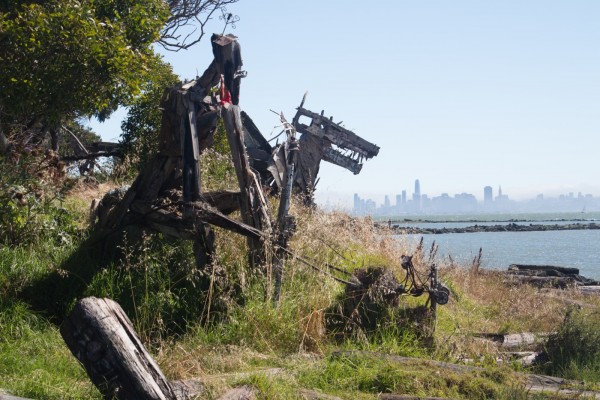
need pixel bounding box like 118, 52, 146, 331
0, 150, 79, 246
538, 306, 600, 382
83, 232, 244, 343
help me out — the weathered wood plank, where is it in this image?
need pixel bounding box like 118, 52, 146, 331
222, 103, 272, 267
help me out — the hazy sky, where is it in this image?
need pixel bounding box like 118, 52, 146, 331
91, 1, 600, 207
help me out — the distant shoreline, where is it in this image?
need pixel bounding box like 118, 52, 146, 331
383, 222, 600, 234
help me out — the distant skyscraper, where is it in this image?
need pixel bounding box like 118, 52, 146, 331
402, 190, 407, 204
484, 186, 493, 204
413, 179, 422, 211
384, 195, 390, 209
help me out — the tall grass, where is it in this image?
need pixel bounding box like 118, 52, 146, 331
4, 182, 600, 398
538, 307, 600, 382
0, 300, 101, 399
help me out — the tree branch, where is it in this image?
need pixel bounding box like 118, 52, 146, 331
159, 0, 239, 51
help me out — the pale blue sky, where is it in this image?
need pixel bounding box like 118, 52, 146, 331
91, 1, 600, 207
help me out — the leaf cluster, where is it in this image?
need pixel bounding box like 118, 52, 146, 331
0, 0, 169, 132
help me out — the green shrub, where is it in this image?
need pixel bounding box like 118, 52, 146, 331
0, 150, 79, 247
538, 307, 600, 382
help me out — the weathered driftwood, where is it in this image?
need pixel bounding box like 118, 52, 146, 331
504, 264, 600, 288
222, 103, 271, 267
201, 190, 241, 215
60, 297, 201, 400
216, 386, 255, 400
242, 94, 380, 202
90, 34, 274, 272
473, 332, 542, 349
580, 285, 600, 294
502, 351, 539, 366
272, 113, 299, 304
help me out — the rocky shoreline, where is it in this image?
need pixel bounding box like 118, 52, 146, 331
386, 222, 600, 234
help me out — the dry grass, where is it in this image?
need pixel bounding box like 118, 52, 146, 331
148, 203, 600, 398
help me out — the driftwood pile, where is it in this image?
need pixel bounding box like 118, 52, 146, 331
505, 264, 600, 289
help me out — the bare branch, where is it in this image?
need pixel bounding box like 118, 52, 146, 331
159, 0, 239, 51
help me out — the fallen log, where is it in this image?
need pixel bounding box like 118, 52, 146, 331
500, 351, 538, 366
472, 332, 541, 349
60, 297, 202, 400
580, 285, 600, 294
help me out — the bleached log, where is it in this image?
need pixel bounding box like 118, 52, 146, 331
60, 297, 200, 400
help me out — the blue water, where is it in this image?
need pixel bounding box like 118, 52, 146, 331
395, 220, 593, 230
397, 229, 600, 279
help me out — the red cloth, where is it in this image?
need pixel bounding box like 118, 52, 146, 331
219, 75, 232, 105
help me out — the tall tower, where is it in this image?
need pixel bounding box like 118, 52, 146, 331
413, 179, 422, 212
484, 186, 493, 204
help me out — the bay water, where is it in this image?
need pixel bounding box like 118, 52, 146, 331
392, 212, 600, 279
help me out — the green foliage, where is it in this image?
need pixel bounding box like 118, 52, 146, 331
0, 0, 169, 140
119, 57, 179, 172
0, 151, 80, 246
538, 307, 600, 382
82, 233, 244, 343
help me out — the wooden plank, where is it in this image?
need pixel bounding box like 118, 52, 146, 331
222, 104, 272, 267
200, 190, 241, 215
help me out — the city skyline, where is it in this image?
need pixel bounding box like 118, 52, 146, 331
89, 2, 600, 204
349, 178, 600, 215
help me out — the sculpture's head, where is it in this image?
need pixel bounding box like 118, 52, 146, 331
293, 106, 380, 175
